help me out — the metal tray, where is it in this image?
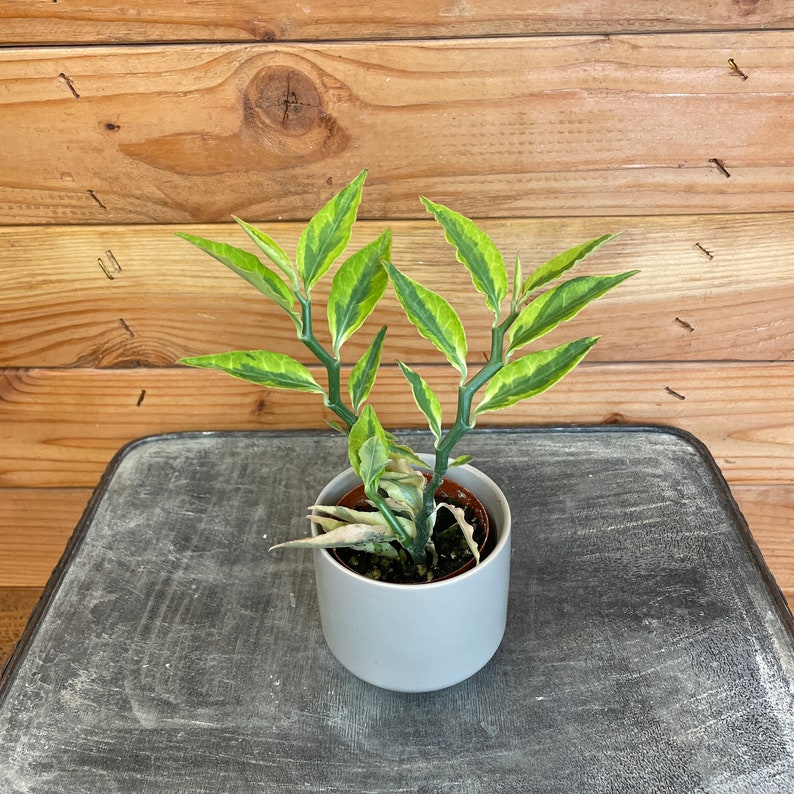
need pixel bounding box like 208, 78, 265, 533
2, 427, 794, 792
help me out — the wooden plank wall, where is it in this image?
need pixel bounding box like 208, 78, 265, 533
2, 4, 794, 661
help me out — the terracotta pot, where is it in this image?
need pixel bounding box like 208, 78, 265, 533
311, 454, 511, 692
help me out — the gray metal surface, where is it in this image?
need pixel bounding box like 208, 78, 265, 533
2, 427, 794, 793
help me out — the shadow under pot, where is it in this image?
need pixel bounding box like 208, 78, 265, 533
311, 455, 512, 692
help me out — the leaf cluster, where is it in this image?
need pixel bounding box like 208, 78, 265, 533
178, 171, 637, 570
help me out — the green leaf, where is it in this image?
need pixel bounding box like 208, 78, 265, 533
386, 439, 428, 470
511, 253, 523, 311
180, 350, 325, 394
347, 405, 388, 485
397, 361, 443, 442
233, 216, 298, 289
297, 170, 367, 291
176, 232, 296, 317
421, 198, 508, 316
385, 262, 468, 377
475, 337, 599, 416
450, 454, 474, 468
348, 325, 387, 412
508, 271, 638, 354
378, 467, 425, 516
357, 435, 390, 494
327, 230, 390, 354
521, 234, 620, 296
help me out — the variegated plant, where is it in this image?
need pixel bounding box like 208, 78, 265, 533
179, 170, 636, 573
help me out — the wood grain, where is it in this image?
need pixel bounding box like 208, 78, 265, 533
2, 2, 793, 45
2, 213, 794, 367
736, 485, 794, 604
0, 587, 42, 667
2, 33, 794, 224
0, 489, 91, 587
2, 362, 793, 488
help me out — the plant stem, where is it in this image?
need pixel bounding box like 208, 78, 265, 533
296, 292, 411, 552
409, 319, 514, 559
296, 294, 357, 429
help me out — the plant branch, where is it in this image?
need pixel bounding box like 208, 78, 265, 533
296, 293, 358, 429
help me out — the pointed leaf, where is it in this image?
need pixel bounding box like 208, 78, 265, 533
436, 502, 479, 565
328, 230, 390, 354
508, 271, 638, 353
511, 252, 523, 311
475, 337, 599, 416
385, 262, 467, 377
357, 435, 390, 494
397, 361, 443, 442
270, 522, 397, 551
233, 216, 298, 289
180, 350, 325, 394
450, 454, 474, 468
177, 232, 296, 316
297, 170, 367, 291
309, 504, 389, 526
347, 405, 388, 482
386, 439, 428, 470
348, 325, 387, 412
421, 197, 508, 315
379, 467, 425, 516
521, 234, 620, 296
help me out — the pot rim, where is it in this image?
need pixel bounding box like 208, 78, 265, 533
313, 457, 511, 591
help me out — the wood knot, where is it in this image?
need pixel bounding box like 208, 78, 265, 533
735, 0, 760, 14
245, 66, 324, 137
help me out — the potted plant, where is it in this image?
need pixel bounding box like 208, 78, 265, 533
178, 170, 636, 691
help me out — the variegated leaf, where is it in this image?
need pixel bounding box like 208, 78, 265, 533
328, 230, 390, 354
385, 262, 468, 377
421, 197, 508, 316
397, 361, 443, 442
475, 337, 599, 416
347, 405, 389, 486
348, 325, 387, 412
521, 233, 620, 296
270, 522, 397, 551
508, 271, 638, 354
435, 502, 479, 565
180, 350, 325, 394
297, 170, 367, 291
177, 232, 296, 317
232, 216, 297, 288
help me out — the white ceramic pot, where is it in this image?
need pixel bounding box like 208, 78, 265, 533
312, 455, 511, 692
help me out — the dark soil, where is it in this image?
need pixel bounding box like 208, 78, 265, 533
333, 500, 487, 585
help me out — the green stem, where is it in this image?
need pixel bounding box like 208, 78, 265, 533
408, 320, 513, 560
295, 293, 410, 554
296, 294, 357, 429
